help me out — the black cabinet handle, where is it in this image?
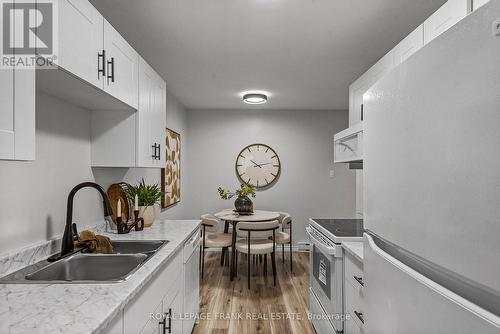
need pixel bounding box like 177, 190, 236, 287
160, 308, 172, 333
98, 50, 106, 79
353, 275, 364, 287
361, 103, 364, 121
151, 143, 161, 160
152, 144, 157, 159
107, 57, 115, 84
354, 311, 364, 324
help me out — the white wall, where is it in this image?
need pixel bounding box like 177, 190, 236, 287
184, 109, 357, 244
0, 93, 103, 254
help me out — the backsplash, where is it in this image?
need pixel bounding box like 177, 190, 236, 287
0, 221, 107, 277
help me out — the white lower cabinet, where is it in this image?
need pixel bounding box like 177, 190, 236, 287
104, 232, 200, 334
122, 250, 182, 334
162, 288, 183, 334
344, 251, 364, 334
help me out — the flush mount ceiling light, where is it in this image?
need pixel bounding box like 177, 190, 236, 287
243, 93, 268, 105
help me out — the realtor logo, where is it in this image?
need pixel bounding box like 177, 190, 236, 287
1, 0, 58, 69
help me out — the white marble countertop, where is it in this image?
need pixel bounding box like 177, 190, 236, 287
342, 241, 364, 262
0, 220, 200, 334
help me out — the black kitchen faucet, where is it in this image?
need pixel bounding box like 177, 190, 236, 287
60, 182, 114, 257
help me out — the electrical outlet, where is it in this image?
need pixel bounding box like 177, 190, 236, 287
329, 169, 335, 178
493, 18, 500, 36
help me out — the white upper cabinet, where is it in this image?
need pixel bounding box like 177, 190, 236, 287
57, 0, 104, 89
0, 69, 15, 159
394, 25, 424, 65
348, 50, 395, 126
0, 0, 35, 161
103, 20, 139, 110
347, 0, 472, 127
423, 0, 470, 44
137, 57, 166, 168
473, 0, 490, 10
91, 57, 165, 168
349, 75, 371, 127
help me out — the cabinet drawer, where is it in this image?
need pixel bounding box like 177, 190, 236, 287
344, 251, 364, 291
124, 249, 182, 334
345, 281, 364, 329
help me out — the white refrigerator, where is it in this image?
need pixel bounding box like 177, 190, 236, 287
363, 1, 500, 333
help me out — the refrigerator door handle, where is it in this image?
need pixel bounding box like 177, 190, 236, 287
365, 233, 500, 327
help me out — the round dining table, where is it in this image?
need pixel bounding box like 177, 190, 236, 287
214, 209, 281, 280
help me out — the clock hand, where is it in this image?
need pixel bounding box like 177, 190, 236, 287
256, 163, 272, 167
250, 160, 262, 168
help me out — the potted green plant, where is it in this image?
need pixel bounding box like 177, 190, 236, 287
218, 184, 256, 214
125, 179, 164, 227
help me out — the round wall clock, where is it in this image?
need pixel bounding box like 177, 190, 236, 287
235, 144, 281, 188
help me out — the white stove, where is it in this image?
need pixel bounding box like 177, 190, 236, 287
307, 218, 364, 333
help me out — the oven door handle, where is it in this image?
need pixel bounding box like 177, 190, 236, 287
306, 226, 342, 257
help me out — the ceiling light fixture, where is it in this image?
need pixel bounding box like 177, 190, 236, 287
243, 93, 268, 105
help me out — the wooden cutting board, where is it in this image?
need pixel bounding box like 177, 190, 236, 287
107, 183, 131, 224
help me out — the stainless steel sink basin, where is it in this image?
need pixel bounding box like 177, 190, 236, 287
25, 253, 148, 282
112, 240, 167, 254
0, 240, 169, 284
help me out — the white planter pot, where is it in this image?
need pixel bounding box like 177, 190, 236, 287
139, 206, 156, 228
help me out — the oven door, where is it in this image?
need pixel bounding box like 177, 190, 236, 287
306, 226, 344, 333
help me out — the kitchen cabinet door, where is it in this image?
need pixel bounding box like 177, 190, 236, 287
368, 49, 395, 85
424, 0, 470, 44
150, 73, 166, 167
0, 0, 35, 161
0, 68, 15, 159
104, 20, 139, 109
394, 25, 424, 65
348, 74, 371, 126
473, 0, 489, 10
163, 290, 183, 334
348, 51, 395, 126
57, 0, 104, 89
137, 57, 166, 168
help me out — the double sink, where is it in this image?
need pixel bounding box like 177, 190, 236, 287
0, 240, 168, 283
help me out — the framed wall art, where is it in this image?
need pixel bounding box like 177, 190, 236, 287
161, 128, 181, 208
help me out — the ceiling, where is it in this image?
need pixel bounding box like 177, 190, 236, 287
90, 0, 446, 110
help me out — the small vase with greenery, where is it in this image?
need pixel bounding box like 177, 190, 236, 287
218, 184, 256, 214
124, 179, 164, 227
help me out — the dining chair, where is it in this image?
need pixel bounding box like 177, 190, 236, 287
276, 212, 293, 271
200, 214, 233, 279
235, 220, 280, 289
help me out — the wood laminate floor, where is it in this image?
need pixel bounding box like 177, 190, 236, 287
192, 251, 315, 334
